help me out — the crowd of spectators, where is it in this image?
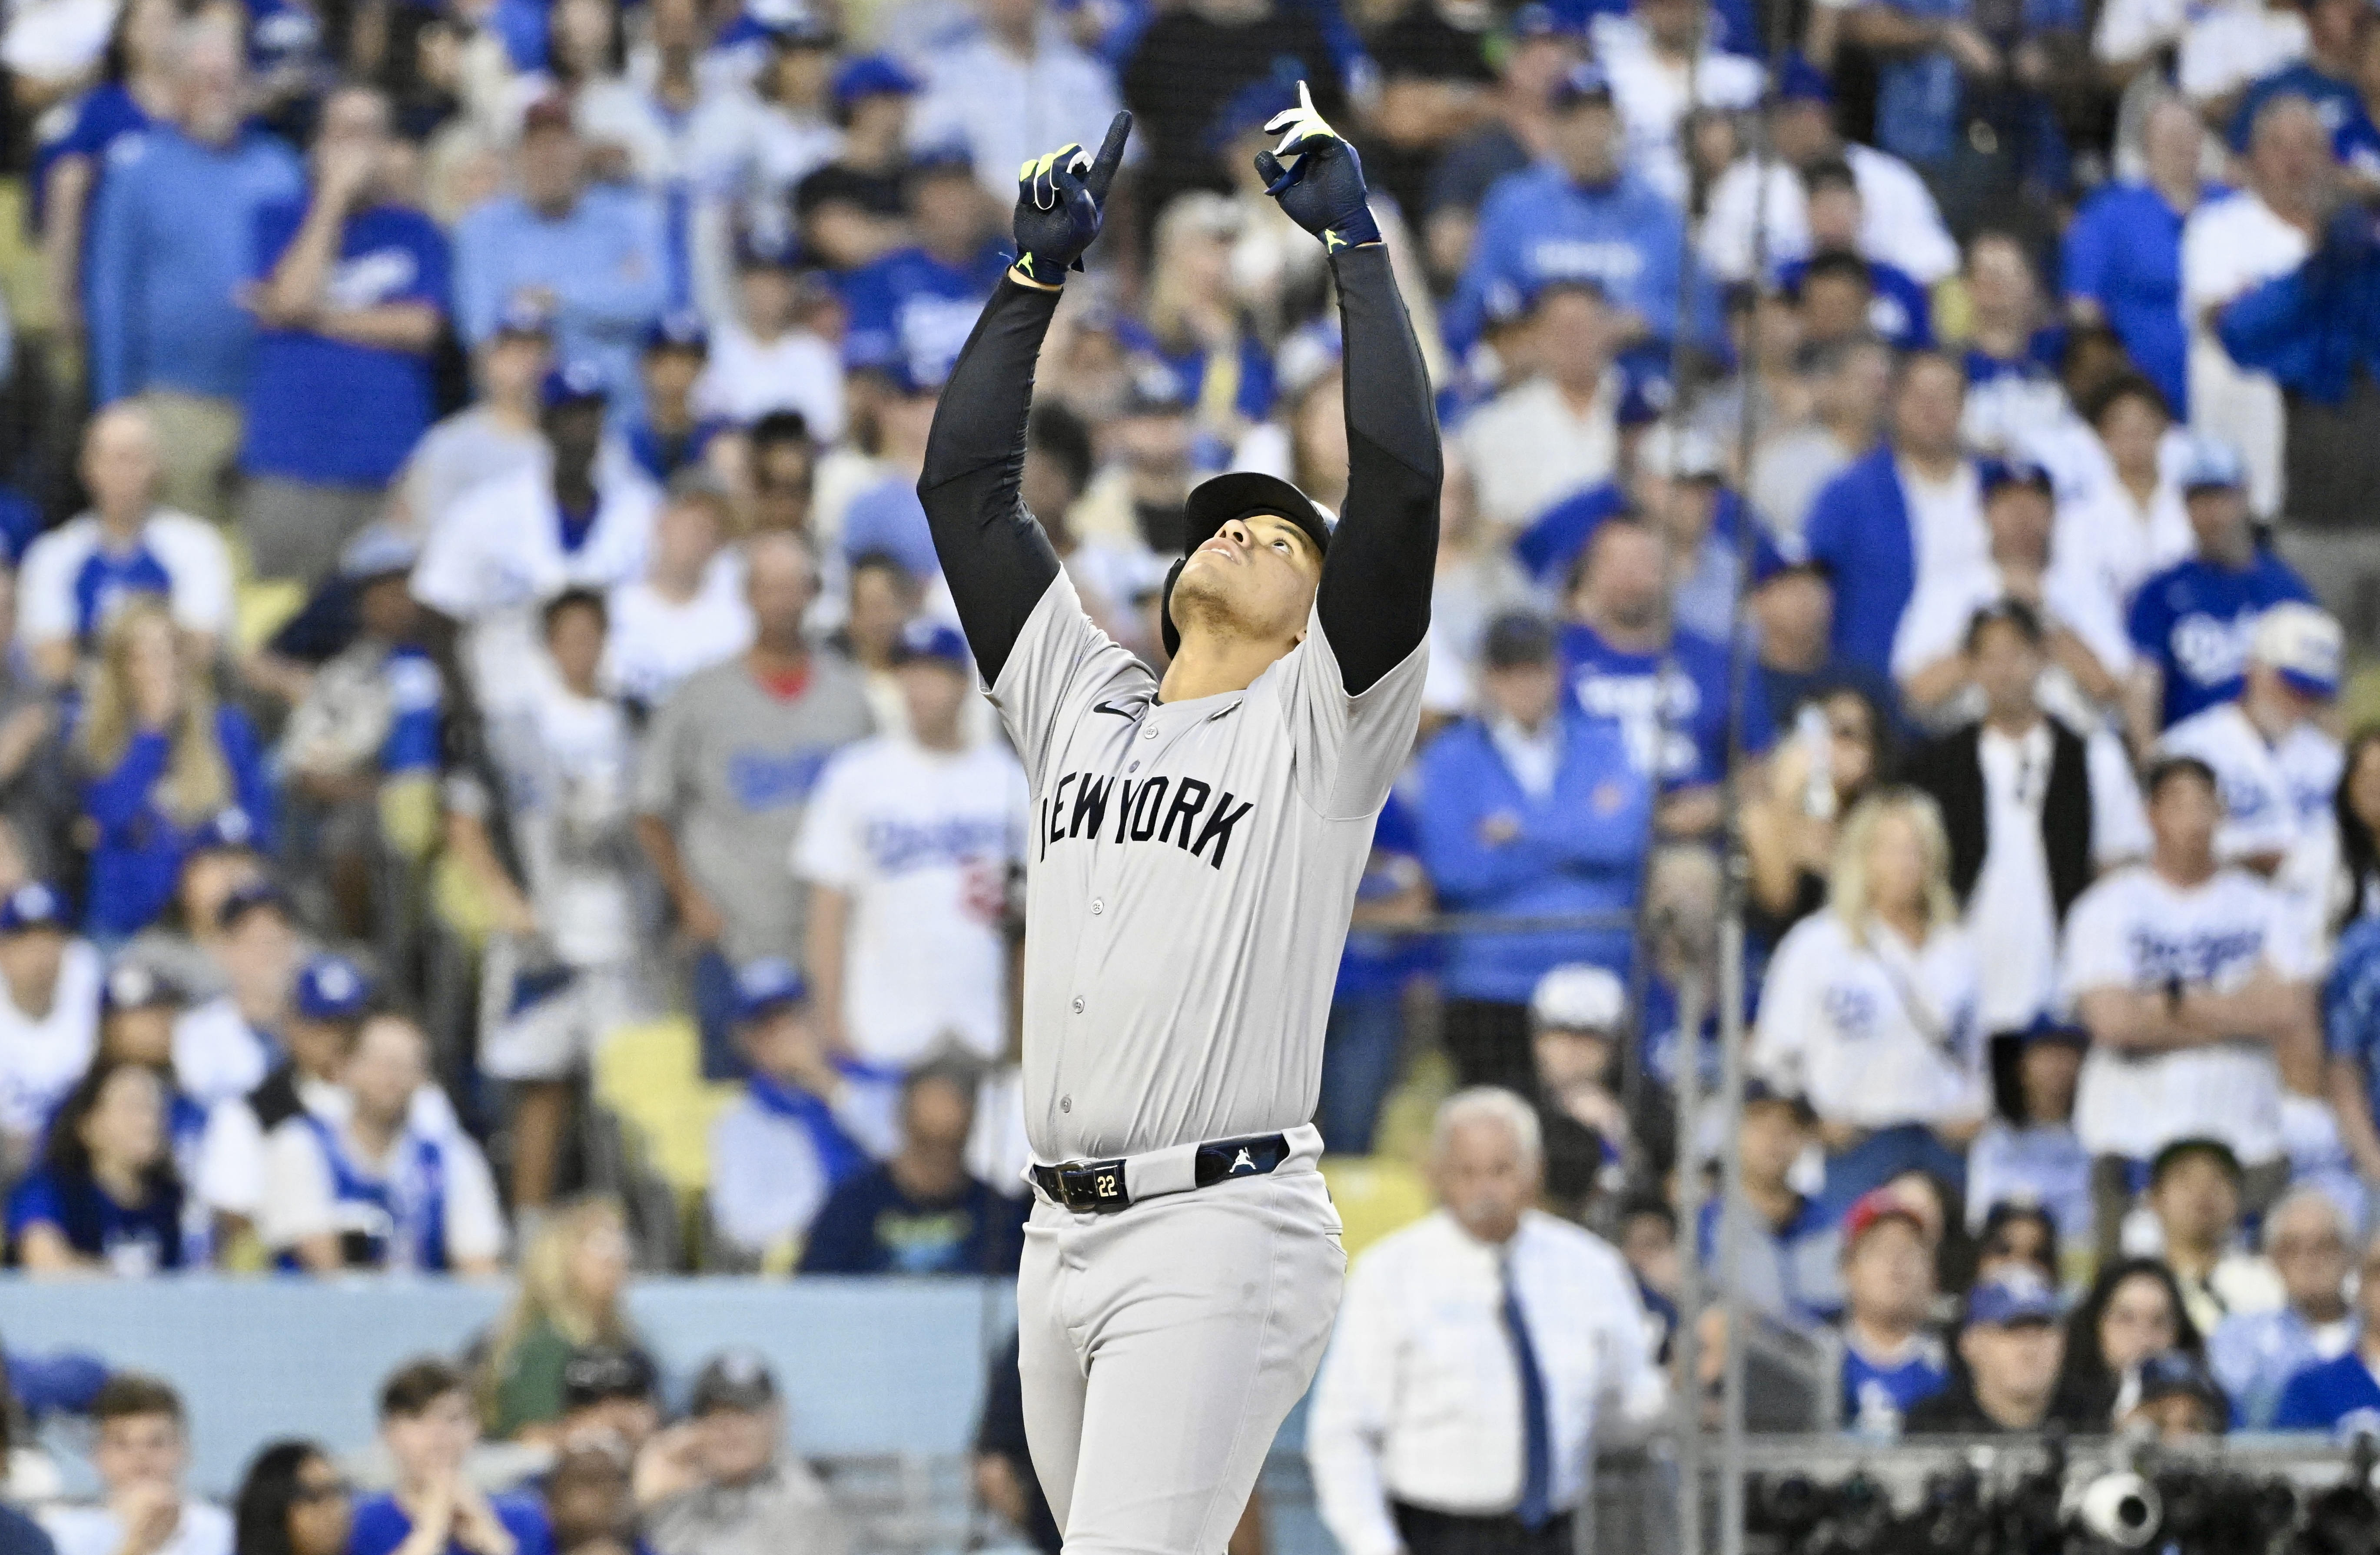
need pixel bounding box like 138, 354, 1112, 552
9, 0, 2380, 1541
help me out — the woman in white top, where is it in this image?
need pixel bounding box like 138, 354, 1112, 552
1753, 787, 1989, 1215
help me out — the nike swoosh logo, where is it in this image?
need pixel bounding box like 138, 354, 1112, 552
1093, 700, 1143, 719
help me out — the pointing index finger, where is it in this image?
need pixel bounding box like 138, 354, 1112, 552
1083, 111, 1132, 203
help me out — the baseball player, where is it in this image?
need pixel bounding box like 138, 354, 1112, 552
917, 90, 1441, 1555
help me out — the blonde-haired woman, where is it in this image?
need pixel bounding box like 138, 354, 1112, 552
1118, 193, 1276, 445
76, 599, 272, 943
479, 1194, 644, 1440
1750, 787, 1987, 1216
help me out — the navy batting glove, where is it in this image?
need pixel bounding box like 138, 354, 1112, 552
1012, 111, 1132, 283
1251, 82, 1380, 253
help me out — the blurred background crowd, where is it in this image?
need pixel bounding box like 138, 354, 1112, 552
10, 0, 2380, 1543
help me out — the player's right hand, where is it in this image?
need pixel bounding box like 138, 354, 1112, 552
1012, 110, 1131, 284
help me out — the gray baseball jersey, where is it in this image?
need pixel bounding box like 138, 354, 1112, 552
995, 568, 1428, 1163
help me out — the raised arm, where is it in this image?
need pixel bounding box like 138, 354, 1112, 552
917, 114, 1131, 685
1255, 86, 1443, 696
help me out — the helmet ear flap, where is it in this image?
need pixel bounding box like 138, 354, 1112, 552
1159, 556, 1187, 660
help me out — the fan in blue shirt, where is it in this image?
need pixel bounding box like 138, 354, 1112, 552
2324, 915, 2380, 1189
2062, 100, 2224, 419
354, 1360, 556, 1555
1834, 1190, 1951, 1433
2125, 441, 2315, 731
796, 1061, 1026, 1275
2229, 0, 2366, 155
1321, 787, 1433, 1154
1413, 613, 1651, 1008
838, 148, 1012, 387
5, 1060, 185, 1275
242, 90, 449, 496
1444, 63, 1715, 364
2272, 1238, 2380, 1434
1558, 517, 1770, 810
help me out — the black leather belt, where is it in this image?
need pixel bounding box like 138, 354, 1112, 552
1029, 1131, 1293, 1213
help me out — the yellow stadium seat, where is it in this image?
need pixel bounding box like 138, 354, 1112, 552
1320, 1155, 1434, 1259
591, 1013, 738, 1196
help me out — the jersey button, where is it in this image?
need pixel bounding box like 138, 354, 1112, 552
1060, 1095, 1072, 1113
1090, 899, 1104, 915
1071, 997, 1085, 1013
1141, 725, 1158, 740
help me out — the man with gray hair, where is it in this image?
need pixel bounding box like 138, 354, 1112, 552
2207, 1187, 2358, 1428
1307, 1087, 1663, 1555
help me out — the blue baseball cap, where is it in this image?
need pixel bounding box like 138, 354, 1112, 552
832, 54, 919, 109
2134, 1349, 2227, 1413
891, 619, 970, 668
1965, 1269, 2062, 1328
644, 310, 710, 356
102, 960, 183, 1013
192, 806, 261, 854
2180, 437, 2247, 494
733, 958, 809, 1023
542, 361, 610, 411
0, 882, 66, 936
906, 139, 975, 180
1551, 61, 1613, 109
1510, 3, 1581, 40
1979, 455, 2055, 496
293, 954, 373, 1023
1773, 53, 1834, 106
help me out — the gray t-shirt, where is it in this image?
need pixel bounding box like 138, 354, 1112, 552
634, 652, 874, 963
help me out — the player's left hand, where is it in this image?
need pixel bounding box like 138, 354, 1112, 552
1012, 110, 1132, 284
1253, 81, 1381, 253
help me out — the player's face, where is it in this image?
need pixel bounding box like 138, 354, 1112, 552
1171, 513, 1324, 651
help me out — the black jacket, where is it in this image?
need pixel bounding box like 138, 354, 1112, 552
1903, 718, 2096, 924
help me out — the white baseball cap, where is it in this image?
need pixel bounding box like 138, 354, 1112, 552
2251, 602, 2343, 701
1531, 964, 1627, 1032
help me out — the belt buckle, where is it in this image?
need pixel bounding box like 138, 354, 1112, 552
1058, 1159, 1129, 1213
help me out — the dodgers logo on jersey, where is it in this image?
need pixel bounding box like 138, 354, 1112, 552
1036, 771, 1257, 870
2126, 926, 2266, 984
1822, 983, 1878, 1038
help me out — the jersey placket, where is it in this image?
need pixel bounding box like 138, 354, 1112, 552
1045, 698, 1242, 1149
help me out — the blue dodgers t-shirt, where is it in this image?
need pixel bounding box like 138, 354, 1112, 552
795, 1165, 1027, 1276
243, 198, 450, 485
4, 1167, 183, 1272
1841, 1335, 1951, 1430
839, 240, 1009, 385
2125, 551, 2315, 728
2324, 917, 2380, 1139
2061, 181, 2215, 420
2272, 1350, 2380, 1435
1557, 621, 1771, 790
349, 1492, 553, 1555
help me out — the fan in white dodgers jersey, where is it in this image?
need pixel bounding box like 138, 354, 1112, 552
914, 88, 1441, 1555
2059, 754, 2324, 1257
2152, 601, 2345, 939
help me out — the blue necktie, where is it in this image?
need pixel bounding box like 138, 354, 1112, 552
1500, 1256, 1553, 1529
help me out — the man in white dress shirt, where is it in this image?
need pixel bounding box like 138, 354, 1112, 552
1308, 1089, 1663, 1555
